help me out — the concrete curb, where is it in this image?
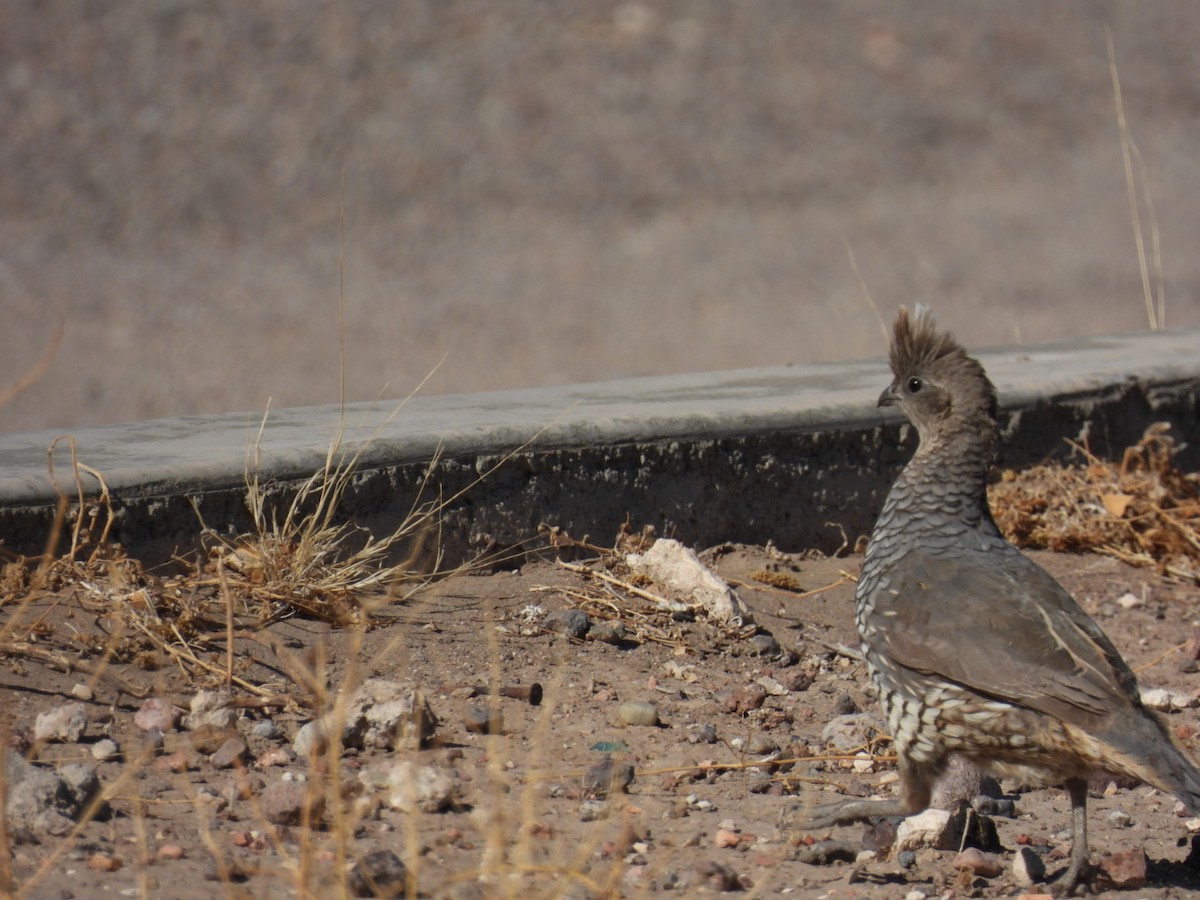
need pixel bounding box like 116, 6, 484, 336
1, 329, 1197, 565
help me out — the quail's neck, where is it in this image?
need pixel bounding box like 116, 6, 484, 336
870, 416, 1000, 546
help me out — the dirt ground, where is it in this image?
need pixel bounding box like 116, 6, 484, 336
4, 2, 1200, 434
4, 543, 1200, 898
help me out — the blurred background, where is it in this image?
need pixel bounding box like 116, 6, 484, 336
2, 1, 1199, 434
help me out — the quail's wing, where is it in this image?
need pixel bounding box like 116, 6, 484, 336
863, 545, 1139, 730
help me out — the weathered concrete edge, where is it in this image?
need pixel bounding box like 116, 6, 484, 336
0, 328, 1197, 564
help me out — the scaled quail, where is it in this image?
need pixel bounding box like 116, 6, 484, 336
807, 308, 1200, 893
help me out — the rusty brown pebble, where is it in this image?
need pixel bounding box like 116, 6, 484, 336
499, 683, 543, 705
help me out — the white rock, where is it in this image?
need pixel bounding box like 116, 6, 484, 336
90, 739, 120, 762
185, 689, 237, 731
756, 676, 788, 696
894, 808, 955, 852
1141, 688, 1173, 711
625, 538, 751, 625
1184, 817, 1200, 834
1171, 691, 1197, 710
1116, 592, 1142, 609
852, 753, 874, 774
34, 703, 88, 743
295, 680, 437, 754
371, 761, 457, 813
1012, 845, 1046, 886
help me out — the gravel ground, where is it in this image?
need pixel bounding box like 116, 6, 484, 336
3, 545, 1200, 898
3, 2, 1200, 433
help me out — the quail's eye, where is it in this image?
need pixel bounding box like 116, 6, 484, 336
907, 376, 923, 394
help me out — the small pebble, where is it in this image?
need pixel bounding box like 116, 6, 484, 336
211, 738, 249, 769
1097, 848, 1147, 889
748, 633, 780, 656
156, 843, 185, 861
954, 847, 1003, 878
134, 698, 180, 734
1106, 809, 1133, 828
347, 849, 407, 898
34, 704, 88, 743
714, 829, 740, 848
587, 621, 626, 644
618, 701, 659, 727
251, 720, 279, 740
1012, 846, 1046, 887
70, 683, 93, 701
542, 609, 591, 640
90, 738, 120, 762
463, 705, 503, 735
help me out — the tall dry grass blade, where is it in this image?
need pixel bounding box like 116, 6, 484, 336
0, 319, 64, 409
1108, 29, 1164, 332
842, 235, 889, 346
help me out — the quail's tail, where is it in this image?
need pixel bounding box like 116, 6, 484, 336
1102, 710, 1200, 815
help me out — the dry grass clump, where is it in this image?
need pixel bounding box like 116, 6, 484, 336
198, 413, 442, 628
990, 423, 1200, 580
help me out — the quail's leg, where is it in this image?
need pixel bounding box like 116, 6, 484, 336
1055, 778, 1093, 896
805, 756, 938, 828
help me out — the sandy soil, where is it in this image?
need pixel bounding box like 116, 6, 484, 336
4, 2, 1200, 434
3, 544, 1200, 898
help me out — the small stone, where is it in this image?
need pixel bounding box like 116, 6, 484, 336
542, 609, 591, 640
820, 713, 882, 752
260, 780, 325, 826
251, 719, 279, 740
755, 675, 788, 697
714, 829, 740, 848
686, 723, 718, 744
1106, 809, 1133, 828
87, 852, 122, 871
292, 721, 325, 757
618, 701, 659, 727
1115, 591, 1141, 609
748, 633, 780, 656
211, 737, 249, 769
851, 752, 874, 774
794, 840, 859, 865
90, 738, 120, 762
1141, 688, 1172, 711
70, 683, 93, 701
722, 684, 768, 716
256, 746, 295, 768
1012, 846, 1046, 887
894, 808, 956, 852
156, 843, 185, 861
34, 703, 88, 743
347, 849, 407, 898
582, 756, 635, 798
372, 761, 457, 814
954, 847, 1003, 877
186, 690, 237, 732
587, 621, 626, 644
463, 705, 503, 735
1097, 848, 1147, 889
59, 764, 100, 815
134, 697, 180, 734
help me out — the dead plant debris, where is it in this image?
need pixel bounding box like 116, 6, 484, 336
990, 423, 1200, 581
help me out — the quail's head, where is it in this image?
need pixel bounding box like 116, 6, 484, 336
879, 307, 997, 443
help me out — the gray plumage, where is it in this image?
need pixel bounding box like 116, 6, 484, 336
807, 308, 1200, 893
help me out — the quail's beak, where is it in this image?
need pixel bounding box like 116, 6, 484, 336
878, 382, 900, 408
